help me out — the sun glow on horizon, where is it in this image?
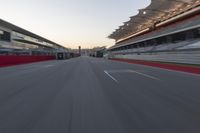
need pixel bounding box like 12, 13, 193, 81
0, 0, 150, 49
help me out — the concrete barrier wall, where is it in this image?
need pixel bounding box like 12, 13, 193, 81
0, 55, 56, 67
112, 50, 200, 65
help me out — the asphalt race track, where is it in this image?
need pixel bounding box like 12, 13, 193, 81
0, 56, 200, 133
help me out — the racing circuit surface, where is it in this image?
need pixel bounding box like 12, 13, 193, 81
0, 56, 200, 133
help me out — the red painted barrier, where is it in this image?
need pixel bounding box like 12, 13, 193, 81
111, 58, 200, 75
0, 55, 56, 67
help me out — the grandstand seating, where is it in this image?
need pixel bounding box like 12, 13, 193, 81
116, 15, 200, 47
153, 39, 200, 51
108, 1, 200, 65
178, 41, 200, 50
113, 39, 200, 55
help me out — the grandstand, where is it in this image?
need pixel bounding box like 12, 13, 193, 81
0, 19, 67, 55
108, 0, 200, 64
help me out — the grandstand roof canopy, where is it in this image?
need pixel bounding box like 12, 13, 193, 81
109, 0, 200, 41
0, 19, 66, 49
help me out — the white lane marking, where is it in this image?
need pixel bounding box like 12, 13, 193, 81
129, 70, 160, 80
104, 70, 119, 83
107, 69, 146, 73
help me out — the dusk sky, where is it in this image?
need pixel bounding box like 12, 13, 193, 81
0, 0, 150, 49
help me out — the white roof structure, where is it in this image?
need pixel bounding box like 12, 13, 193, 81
109, 0, 200, 41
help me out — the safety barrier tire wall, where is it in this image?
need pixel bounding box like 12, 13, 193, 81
0, 55, 56, 67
